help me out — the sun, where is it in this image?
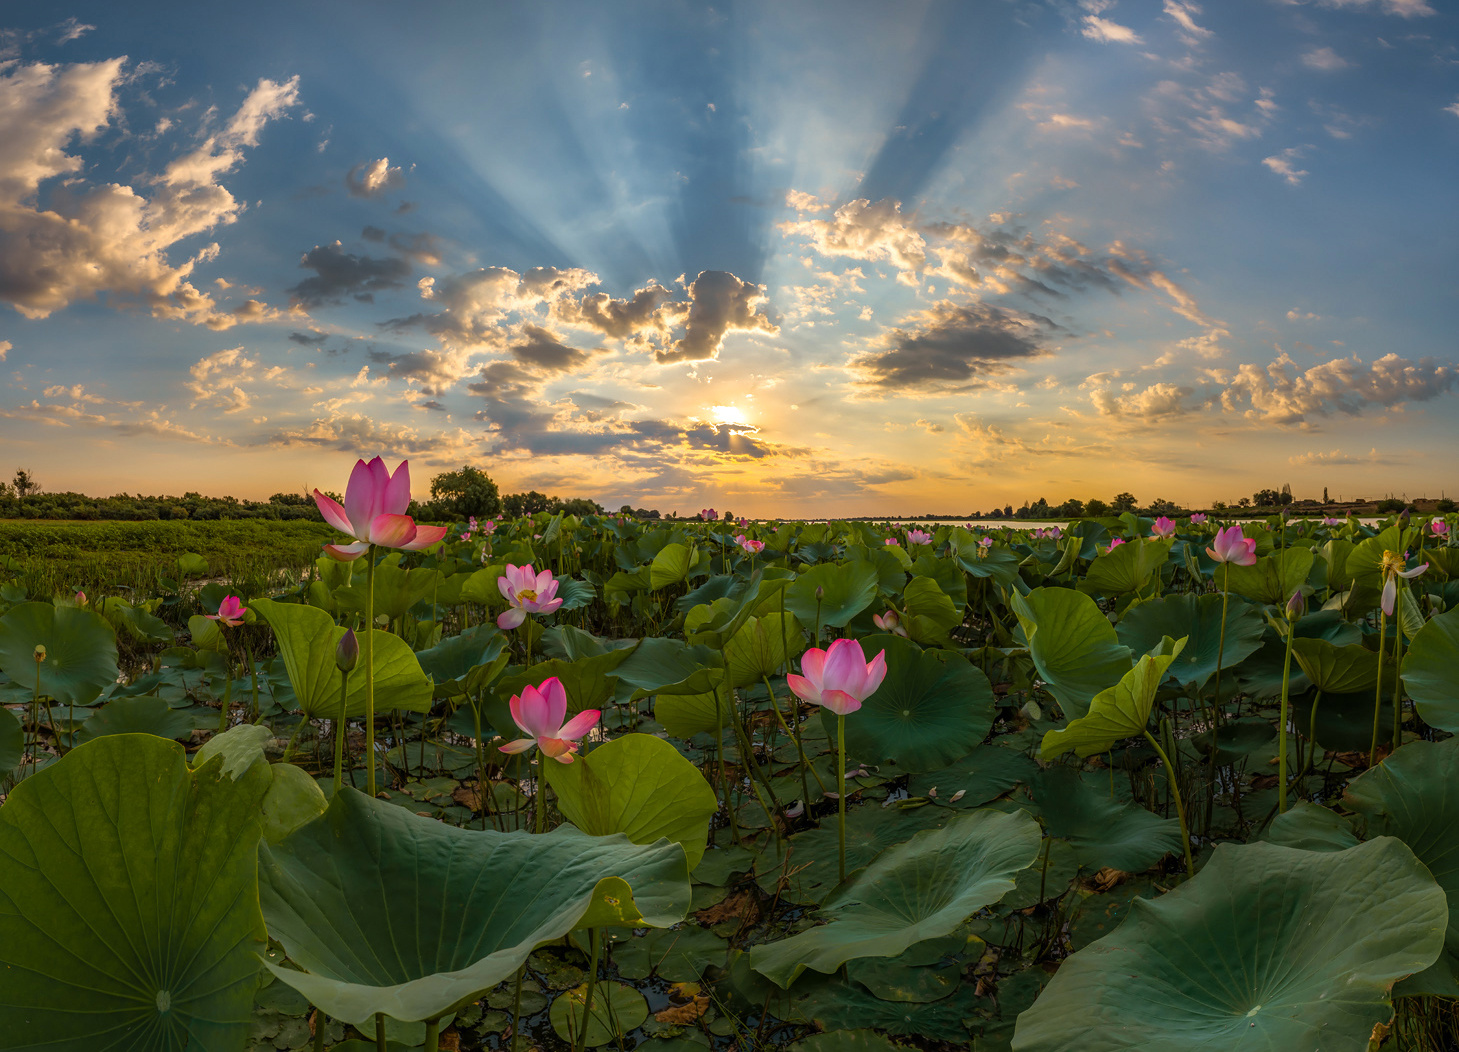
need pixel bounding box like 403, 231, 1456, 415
709, 404, 749, 425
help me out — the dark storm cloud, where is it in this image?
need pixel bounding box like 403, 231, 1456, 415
287, 241, 411, 307
857, 302, 1056, 391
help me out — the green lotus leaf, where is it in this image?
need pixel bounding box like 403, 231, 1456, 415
96, 597, 173, 645
188, 612, 226, 652
1191, 716, 1276, 765
250, 598, 431, 718
1034, 767, 1183, 871
1343, 737, 1459, 996
1219, 547, 1315, 606
498, 646, 636, 716
650, 542, 697, 590
1040, 637, 1186, 760
1116, 592, 1265, 689
785, 561, 880, 630
900, 576, 962, 644
724, 612, 805, 688
615, 637, 724, 701
0, 602, 118, 707
833, 634, 996, 773
0, 734, 271, 1048
0, 706, 21, 777
259, 762, 327, 844
750, 808, 1042, 987
258, 788, 691, 1027
1291, 637, 1381, 695
952, 532, 1022, 587
1080, 538, 1174, 596
544, 732, 718, 870
74, 695, 198, 743
1011, 838, 1447, 1051
1400, 604, 1459, 733
550, 981, 648, 1047
414, 624, 505, 697
910, 555, 967, 608
791, 1029, 906, 1052
333, 555, 441, 623
1261, 801, 1359, 852
1010, 588, 1132, 720
906, 745, 1038, 808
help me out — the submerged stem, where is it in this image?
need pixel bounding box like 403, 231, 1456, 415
1144, 729, 1194, 877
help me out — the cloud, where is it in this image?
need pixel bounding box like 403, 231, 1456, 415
402, 266, 600, 347
556, 281, 684, 344
346, 157, 406, 198
661, 271, 778, 363
1445, 99, 1459, 119
508, 324, 597, 374
1315, 0, 1434, 16
1302, 47, 1351, 71
288, 329, 330, 345
785, 189, 830, 213
185, 346, 256, 413
388, 231, 444, 266
0, 59, 298, 325
288, 241, 412, 306
1089, 380, 1194, 419
1082, 16, 1143, 44
855, 301, 1056, 391
1287, 448, 1394, 467
0, 340, 8, 361
1221, 352, 1456, 424
55, 18, 96, 44
1162, 1, 1213, 43
1263, 146, 1311, 185
779, 197, 927, 286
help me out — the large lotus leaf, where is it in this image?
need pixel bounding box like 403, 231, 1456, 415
650, 542, 697, 590
832, 634, 995, 773
785, 561, 879, 630
498, 646, 636, 716
0, 733, 271, 1049
655, 678, 735, 739
1033, 767, 1183, 872
906, 745, 1038, 808
1116, 592, 1264, 688
251, 598, 430, 718
334, 556, 441, 623
899, 576, 962, 644
74, 695, 198, 743
724, 612, 805, 688
0, 706, 21, 777
1343, 737, 1459, 996
1290, 637, 1381, 695
550, 980, 648, 1047
1261, 801, 1360, 853
414, 624, 505, 696
1080, 538, 1173, 596
258, 788, 691, 1026
1218, 547, 1315, 606
544, 732, 717, 870
615, 637, 724, 699
0, 602, 118, 707
1010, 588, 1132, 720
951, 533, 1022, 587
1401, 605, 1459, 733
750, 808, 1041, 987
910, 555, 967, 609
1010, 838, 1447, 1052
1040, 638, 1186, 760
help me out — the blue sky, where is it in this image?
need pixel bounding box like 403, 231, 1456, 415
1, 0, 1456, 514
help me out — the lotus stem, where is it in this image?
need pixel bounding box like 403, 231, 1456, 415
423, 1018, 440, 1052
1277, 617, 1295, 813
244, 637, 260, 722
375, 1012, 386, 1052
1206, 566, 1231, 829
764, 674, 816, 807
1369, 607, 1387, 767
365, 544, 378, 797
510, 964, 526, 1052
837, 711, 847, 883
1392, 600, 1406, 752
1144, 729, 1194, 877
332, 667, 351, 795
575, 928, 601, 1052
312, 1010, 326, 1052
217, 653, 233, 734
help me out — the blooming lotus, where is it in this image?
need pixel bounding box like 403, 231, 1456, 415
1207, 525, 1258, 566
735, 534, 765, 554
481, 519, 497, 534
1107, 537, 1126, 551
497, 563, 564, 629
906, 529, 933, 545
206, 595, 247, 628
884, 537, 900, 546
313, 457, 449, 561
787, 637, 888, 716
737, 517, 749, 528
978, 536, 993, 548
1189, 513, 1208, 524
1380, 550, 1427, 617
1152, 516, 1177, 538
498, 676, 600, 763
1431, 519, 1449, 537
872, 609, 908, 638
699, 507, 717, 521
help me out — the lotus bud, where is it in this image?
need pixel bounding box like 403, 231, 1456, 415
33, 644, 46, 662
815, 585, 825, 600
1285, 590, 1306, 622
335, 629, 359, 673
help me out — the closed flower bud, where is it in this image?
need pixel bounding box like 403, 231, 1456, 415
1285, 590, 1306, 621
335, 629, 359, 672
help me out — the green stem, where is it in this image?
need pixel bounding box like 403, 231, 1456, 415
765, 675, 817, 806
313, 1010, 327, 1052
509, 965, 525, 1052
1144, 730, 1194, 876
1278, 618, 1295, 813
332, 668, 351, 795
1392, 598, 1406, 752
575, 928, 601, 1052
375, 1012, 386, 1052
837, 711, 847, 884
1369, 608, 1387, 767
281, 713, 308, 764
245, 637, 259, 722
366, 546, 378, 797
1206, 570, 1230, 828
423, 1017, 440, 1052
217, 649, 233, 734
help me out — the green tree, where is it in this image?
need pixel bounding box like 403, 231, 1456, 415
1084, 498, 1109, 517
429, 466, 502, 519
1111, 492, 1137, 512
13, 468, 39, 500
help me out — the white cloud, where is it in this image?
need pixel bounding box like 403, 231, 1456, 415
1317, 0, 1434, 16
185, 347, 257, 414
1162, 1, 1213, 43
346, 157, 406, 198
1302, 47, 1351, 71
1222, 352, 1456, 424
785, 189, 830, 213
0, 340, 9, 361
1262, 146, 1311, 185
778, 198, 927, 286
1445, 99, 1459, 119
1082, 16, 1143, 44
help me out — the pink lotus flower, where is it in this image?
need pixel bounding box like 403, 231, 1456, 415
1107, 537, 1126, 551
735, 534, 765, 554
74, 590, 86, 606
1322, 517, 1344, 526
907, 529, 933, 545
787, 637, 888, 716
978, 536, 993, 548
699, 507, 717, 521
884, 537, 900, 546
498, 677, 599, 763
497, 563, 564, 629
1152, 516, 1177, 538
1207, 525, 1258, 566
481, 519, 497, 534
737, 517, 748, 528
206, 595, 248, 628
313, 457, 449, 561
1380, 550, 1427, 617
1430, 519, 1449, 537
1189, 513, 1208, 524
872, 609, 908, 638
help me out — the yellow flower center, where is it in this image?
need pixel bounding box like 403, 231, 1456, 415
1380, 550, 1405, 579
517, 588, 538, 603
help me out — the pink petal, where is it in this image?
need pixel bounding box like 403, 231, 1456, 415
324, 541, 370, 561
383, 460, 412, 516
498, 574, 516, 602
1399, 563, 1428, 579
799, 647, 827, 690
368, 513, 419, 548
863, 650, 887, 696
497, 608, 526, 630
821, 637, 868, 695
820, 689, 862, 716
313, 490, 357, 537
535, 568, 555, 592
400, 524, 449, 550
536, 597, 564, 615
538, 677, 568, 729
498, 738, 536, 754
1382, 578, 1397, 617
559, 708, 601, 740
786, 673, 821, 704
537, 577, 560, 602
344, 459, 381, 537
513, 684, 553, 737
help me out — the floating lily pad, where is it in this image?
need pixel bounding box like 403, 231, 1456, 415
907, 745, 1037, 808
550, 981, 649, 1047
1033, 767, 1182, 872
74, 695, 198, 743
0, 602, 118, 707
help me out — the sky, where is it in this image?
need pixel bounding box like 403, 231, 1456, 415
1, 0, 1456, 517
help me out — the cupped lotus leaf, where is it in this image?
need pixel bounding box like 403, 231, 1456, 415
1291, 637, 1381, 694
899, 576, 962, 644
1115, 592, 1264, 688
1033, 767, 1183, 871
1010, 588, 1132, 720
1191, 716, 1276, 765
1219, 547, 1315, 606
0, 601, 118, 707
844, 545, 909, 596
833, 634, 996, 773
544, 732, 718, 870
414, 624, 505, 697
650, 542, 697, 590
0, 706, 21, 777
616, 637, 724, 700
334, 555, 441, 623
952, 533, 1022, 587
193, 722, 272, 778
724, 612, 805, 688
550, 981, 649, 1047
655, 677, 734, 738
1040, 637, 1186, 760
785, 561, 880, 629
258, 788, 691, 1027
750, 808, 1040, 987
187, 613, 226, 652
1400, 604, 1459, 733
96, 597, 173, 645
906, 745, 1038, 808
259, 762, 327, 844
1261, 801, 1359, 852
177, 552, 209, 577
250, 598, 430, 718
1080, 538, 1173, 596
1010, 838, 1448, 1052
75, 695, 198, 743
1342, 737, 1459, 996
910, 555, 967, 609
0, 734, 271, 1049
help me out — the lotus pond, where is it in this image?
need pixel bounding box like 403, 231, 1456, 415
1, 475, 1458, 1052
